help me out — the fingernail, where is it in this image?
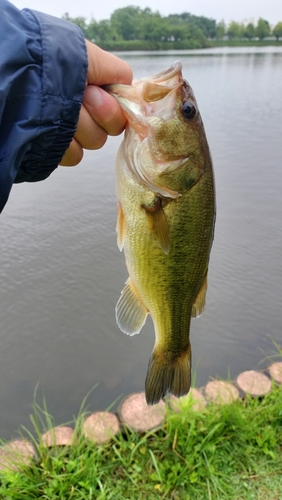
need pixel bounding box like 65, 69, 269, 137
83, 86, 103, 107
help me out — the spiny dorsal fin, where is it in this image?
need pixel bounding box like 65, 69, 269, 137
192, 273, 208, 318
115, 278, 148, 336
142, 197, 170, 254
116, 203, 125, 251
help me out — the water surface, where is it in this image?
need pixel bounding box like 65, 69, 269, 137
1, 47, 281, 439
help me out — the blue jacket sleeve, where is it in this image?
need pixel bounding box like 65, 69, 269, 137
0, 0, 88, 212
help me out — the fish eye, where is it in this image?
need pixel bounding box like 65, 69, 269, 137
182, 101, 197, 120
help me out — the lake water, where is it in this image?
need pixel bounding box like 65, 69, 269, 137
1, 47, 281, 439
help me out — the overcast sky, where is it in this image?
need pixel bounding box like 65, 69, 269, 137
9, 0, 282, 25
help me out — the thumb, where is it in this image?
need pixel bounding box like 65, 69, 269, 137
85, 40, 133, 86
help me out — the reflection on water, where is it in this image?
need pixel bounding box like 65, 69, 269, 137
1, 47, 281, 438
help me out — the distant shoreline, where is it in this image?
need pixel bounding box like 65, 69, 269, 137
97, 39, 282, 52
211, 39, 282, 47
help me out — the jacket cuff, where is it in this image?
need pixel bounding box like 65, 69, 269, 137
15, 11, 87, 183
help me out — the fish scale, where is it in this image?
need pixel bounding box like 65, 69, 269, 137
106, 61, 215, 405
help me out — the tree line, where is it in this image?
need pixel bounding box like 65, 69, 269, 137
221, 19, 282, 41
62, 7, 282, 50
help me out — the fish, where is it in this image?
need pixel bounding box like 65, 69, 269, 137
106, 61, 215, 405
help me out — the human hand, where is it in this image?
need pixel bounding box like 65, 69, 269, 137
60, 40, 132, 166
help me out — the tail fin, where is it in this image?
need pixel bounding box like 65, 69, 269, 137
145, 347, 191, 405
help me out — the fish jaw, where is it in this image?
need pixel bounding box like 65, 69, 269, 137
105, 61, 184, 137
107, 61, 209, 199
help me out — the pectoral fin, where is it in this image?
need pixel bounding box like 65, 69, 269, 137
116, 203, 125, 251
115, 278, 148, 336
142, 197, 170, 254
192, 273, 208, 318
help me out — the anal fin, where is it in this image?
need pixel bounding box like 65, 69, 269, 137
115, 278, 148, 336
192, 273, 208, 318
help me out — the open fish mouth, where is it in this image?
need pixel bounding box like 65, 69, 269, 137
105, 61, 186, 142
106, 61, 196, 199
105, 61, 183, 110
135, 61, 182, 84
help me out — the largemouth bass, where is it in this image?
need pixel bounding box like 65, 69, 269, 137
107, 62, 215, 405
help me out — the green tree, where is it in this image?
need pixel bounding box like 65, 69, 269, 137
167, 12, 216, 39
83, 18, 98, 42
244, 23, 255, 40
183, 23, 208, 45
136, 9, 165, 42
272, 22, 282, 40
255, 18, 270, 40
94, 20, 119, 43
226, 21, 244, 40
60, 8, 220, 49
163, 13, 210, 46
190, 15, 216, 39
216, 20, 226, 40
110, 6, 142, 40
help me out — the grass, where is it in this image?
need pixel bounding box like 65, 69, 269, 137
0, 380, 281, 500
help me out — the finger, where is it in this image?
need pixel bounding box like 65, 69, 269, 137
59, 138, 84, 166
74, 103, 108, 150
83, 86, 127, 136
85, 40, 133, 86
